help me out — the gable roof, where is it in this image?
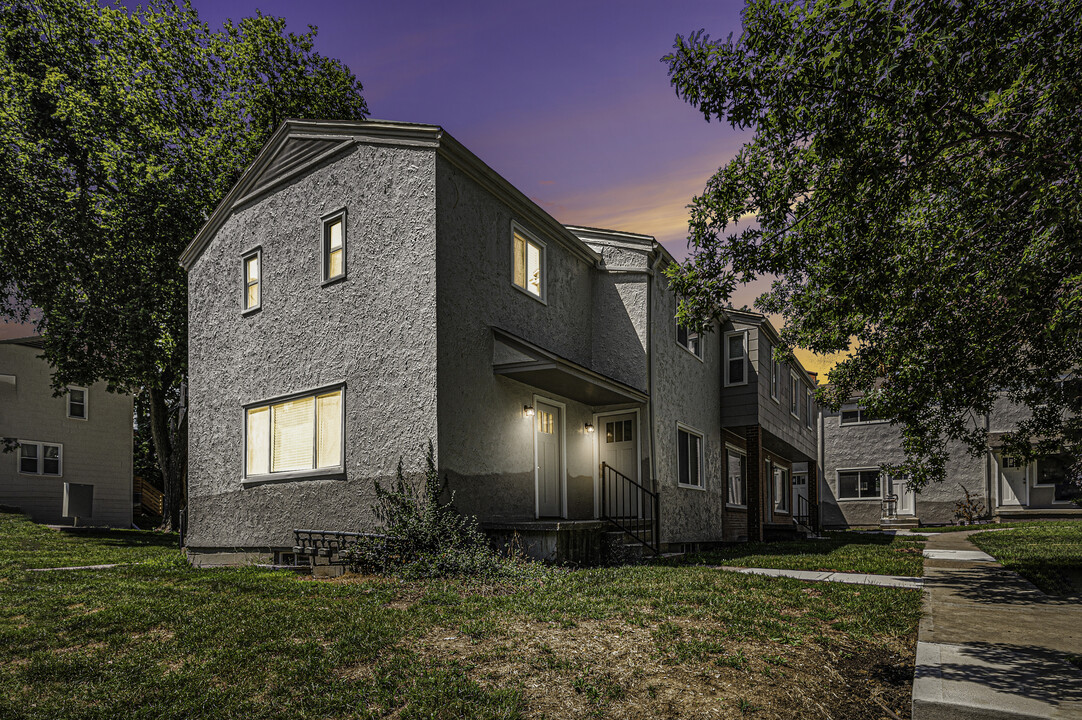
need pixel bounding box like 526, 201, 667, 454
179, 118, 602, 271
0, 335, 45, 349
722, 309, 818, 387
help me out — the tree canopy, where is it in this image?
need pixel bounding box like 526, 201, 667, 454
664, 0, 1082, 488
0, 0, 368, 527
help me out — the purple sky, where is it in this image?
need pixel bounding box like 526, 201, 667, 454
3, 0, 836, 374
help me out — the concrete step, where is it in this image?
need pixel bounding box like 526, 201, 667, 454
881, 516, 921, 530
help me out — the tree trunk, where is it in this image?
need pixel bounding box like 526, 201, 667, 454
147, 382, 187, 535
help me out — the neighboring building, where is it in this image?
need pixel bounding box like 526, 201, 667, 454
821, 391, 1082, 528
179, 119, 820, 565
719, 311, 819, 541
0, 337, 134, 526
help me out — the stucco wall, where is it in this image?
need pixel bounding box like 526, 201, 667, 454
651, 267, 726, 545
820, 408, 986, 527
0, 344, 133, 526
434, 156, 604, 523
186, 142, 439, 550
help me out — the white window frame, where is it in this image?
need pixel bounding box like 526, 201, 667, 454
773, 463, 790, 514
725, 443, 747, 508
242, 247, 262, 314
67, 386, 88, 420
769, 351, 780, 403
806, 388, 814, 428
724, 330, 748, 387
789, 371, 801, 418
839, 402, 888, 425
321, 208, 347, 284
676, 322, 704, 360
836, 467, 884, 501
242, 383, 346, 485
677, 423, 705, 490
17, 440, 63, 477
511, 222, 546, 304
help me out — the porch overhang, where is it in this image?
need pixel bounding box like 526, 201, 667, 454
492, 327, 647, 407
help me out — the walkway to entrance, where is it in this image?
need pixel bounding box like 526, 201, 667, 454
912, 530, 1082, 720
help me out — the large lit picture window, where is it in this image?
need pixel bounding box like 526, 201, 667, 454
512, 228, 544, 300
245, 387, 343, 479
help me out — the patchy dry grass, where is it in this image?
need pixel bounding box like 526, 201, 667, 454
0, 511, 920, 719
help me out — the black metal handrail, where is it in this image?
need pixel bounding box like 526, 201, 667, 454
882, 494, 899, 519
600, 462, 659, 555
795, 494, 810, 528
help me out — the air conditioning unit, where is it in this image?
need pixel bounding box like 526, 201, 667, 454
63, 483, 94, 524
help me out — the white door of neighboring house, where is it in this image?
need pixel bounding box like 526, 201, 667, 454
535, 400, 563, 517
599, 412, 638, 518
998, 455, 1028, 506
891, 476, 916, 516
793, 472, 808, 516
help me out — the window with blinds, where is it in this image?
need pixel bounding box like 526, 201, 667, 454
245, 388, 343, 478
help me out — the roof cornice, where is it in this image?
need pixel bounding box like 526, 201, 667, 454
179, 118, 602, 271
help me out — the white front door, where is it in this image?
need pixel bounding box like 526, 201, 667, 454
998, 455, 1027, 506
599, 413, 638, 517
535, 400, 563, 517
893, 477, 916, 516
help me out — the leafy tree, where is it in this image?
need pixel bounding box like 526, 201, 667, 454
0, 0, 368, 529
663, 0, 1082, 489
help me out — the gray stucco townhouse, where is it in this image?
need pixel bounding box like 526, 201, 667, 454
179, 119, 822, 565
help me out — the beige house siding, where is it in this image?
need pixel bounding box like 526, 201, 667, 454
0, 342, 133, 526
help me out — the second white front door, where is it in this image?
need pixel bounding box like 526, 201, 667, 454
535, 400, 563, 517
892, 476, 916, 516
599, 413, 638, 517
998, 455, 1027, 506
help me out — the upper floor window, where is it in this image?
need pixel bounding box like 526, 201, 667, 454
67, 387, 87, 420
838, 469, 881, 499
789, 372, 800, 417
243, 249, 261, 313
245, 386, 343, 480
677, 323, 703, 359
677, 425, 704, 488
724, 331, 747, 386
839, 403, 884, 425
806, 388, 814, 428
322, 209, 347, 283
512, 227, 545, 301
19, 440, 62, 476
770, 354, 780, 402
727, 446, 747, 507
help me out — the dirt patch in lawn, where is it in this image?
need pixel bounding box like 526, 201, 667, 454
413, 617, 915, 720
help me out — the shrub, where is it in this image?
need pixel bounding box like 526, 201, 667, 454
952, 484, 986, 525
340, 443, 536, 580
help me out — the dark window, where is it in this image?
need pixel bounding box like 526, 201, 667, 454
838, 469, 881, 499
677, 323, 703, 358
678, 428, 703, 487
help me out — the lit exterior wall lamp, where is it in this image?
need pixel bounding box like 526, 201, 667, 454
584, 423, 595, 433
523, 405, 535, 418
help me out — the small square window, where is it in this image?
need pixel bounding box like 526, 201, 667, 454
322, 210, 347, 283
677, 323, 703, 358
243, 250, 261, 312
512, 227, 545, 300
67, 387, 87, 420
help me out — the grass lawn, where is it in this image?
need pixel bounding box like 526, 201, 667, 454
969, 521, 1082, 596
676, 532, 926, 577
0, 511, 921, 720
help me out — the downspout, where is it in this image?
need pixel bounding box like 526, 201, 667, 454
648, 249, 663, 494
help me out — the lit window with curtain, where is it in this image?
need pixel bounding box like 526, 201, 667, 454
245, 387, 344, 479
512, 228, 544, 299
243, 250, 261, 312
323, 210, 346, 282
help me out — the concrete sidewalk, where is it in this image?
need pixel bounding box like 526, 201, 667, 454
913, 530, 1082, 719
711, 565, 923, 590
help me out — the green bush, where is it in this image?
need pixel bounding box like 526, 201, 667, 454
340, 443, 536, 580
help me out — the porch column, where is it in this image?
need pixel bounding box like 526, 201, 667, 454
745, 425, 763, 542
808, 462, 820, 534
